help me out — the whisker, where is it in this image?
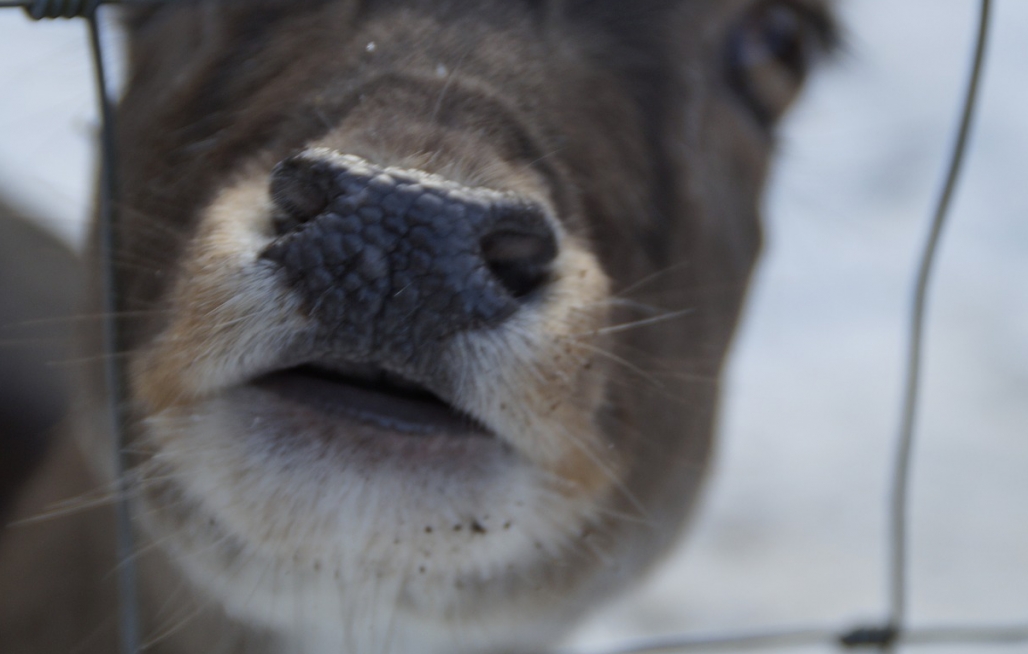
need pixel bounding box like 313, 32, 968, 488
609, 260, 692, 298
48, 350, 141, 367
580, 307, 695, 337
6, 465, 179, 527
574, 342, 669, 393
3, 309, 168, 329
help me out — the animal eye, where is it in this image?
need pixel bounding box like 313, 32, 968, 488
727, 1, 836, 127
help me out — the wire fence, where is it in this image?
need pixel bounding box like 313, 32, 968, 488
3, 0, 1024, 653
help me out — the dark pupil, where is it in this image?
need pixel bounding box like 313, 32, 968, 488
759, 6, 807, 76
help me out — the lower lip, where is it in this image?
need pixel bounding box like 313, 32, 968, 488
252, 368, 492, 438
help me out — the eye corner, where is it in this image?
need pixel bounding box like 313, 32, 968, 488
725, 0, 840, 129
794, 1, 842, 59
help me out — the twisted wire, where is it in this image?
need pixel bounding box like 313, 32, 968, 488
23, 0, 100, 19
0, 0, 162, 15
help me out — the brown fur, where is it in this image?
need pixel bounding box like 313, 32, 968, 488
0, 1, 834, 652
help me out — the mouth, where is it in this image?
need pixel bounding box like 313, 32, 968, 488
252, 362, 492, 438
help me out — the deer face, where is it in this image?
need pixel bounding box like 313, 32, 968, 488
94, 0, 833, 651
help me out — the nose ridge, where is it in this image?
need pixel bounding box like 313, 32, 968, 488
261, 151, 558, 362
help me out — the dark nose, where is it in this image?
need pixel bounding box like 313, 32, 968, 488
261, 151, 558, 361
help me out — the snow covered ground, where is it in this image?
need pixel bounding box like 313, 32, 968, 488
1, 1, 1026, 652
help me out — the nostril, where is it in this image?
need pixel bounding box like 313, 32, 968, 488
269, 157, 332, 234
480, 210, 558, 299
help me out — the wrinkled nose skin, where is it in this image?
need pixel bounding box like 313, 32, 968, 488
261, 150, 559, 367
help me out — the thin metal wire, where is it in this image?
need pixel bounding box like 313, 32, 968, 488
560, 623, 1028, 654
87, 9, 142, 654
888, 0, 992, 642
21, 0, 99, 18
560, 627, 838, 654
0, 0, 157, 8
904, 624, 1028, 646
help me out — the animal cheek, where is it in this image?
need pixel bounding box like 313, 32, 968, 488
130, 178, 311, 414
448, 237, 619, 499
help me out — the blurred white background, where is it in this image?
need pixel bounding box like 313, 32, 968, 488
1, 1, 1025, 652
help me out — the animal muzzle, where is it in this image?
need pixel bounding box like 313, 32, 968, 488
260, 149, 559, 369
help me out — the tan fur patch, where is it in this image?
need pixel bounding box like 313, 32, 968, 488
132, 178, 311, 413
450, 237, 616, 498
